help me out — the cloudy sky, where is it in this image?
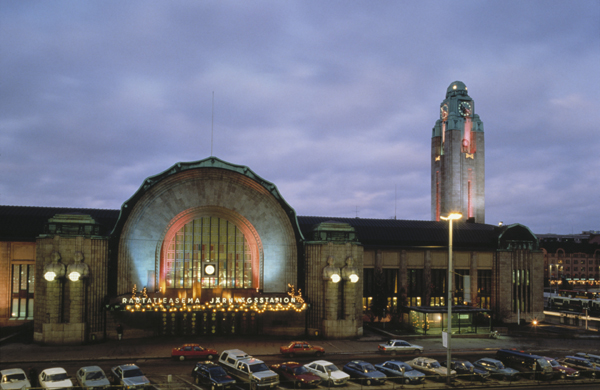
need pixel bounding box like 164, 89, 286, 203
1, 0, 599, 235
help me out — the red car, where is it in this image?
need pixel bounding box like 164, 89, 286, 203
171, 344, 218, 361
270, 362, 322, 388
280, 341, 324, 358
543, 357, 580, 379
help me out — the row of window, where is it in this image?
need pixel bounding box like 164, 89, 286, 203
164, 217, 253, 289
363, 268, 492, 310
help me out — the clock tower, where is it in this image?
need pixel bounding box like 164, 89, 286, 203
431, 81, 485, 223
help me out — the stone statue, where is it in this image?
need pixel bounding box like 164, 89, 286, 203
342, 256, 359, 282
67, 251, 89, 281
322, 256, 341, 282
44, 251, 66, 281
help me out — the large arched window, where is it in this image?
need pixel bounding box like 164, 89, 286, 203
164, 216, 253, 289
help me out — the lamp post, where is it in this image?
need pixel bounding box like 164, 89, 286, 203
441, 212, 462, 384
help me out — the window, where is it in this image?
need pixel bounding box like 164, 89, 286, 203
11, 264, 34, 319
164, 217, 252, 289
478, 270, 492, 309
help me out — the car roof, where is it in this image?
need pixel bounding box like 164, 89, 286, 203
389, 339, 407, 342
117, 364, 140, 370
41, 368, 67, 375
1, 369, 27, 376
565, 356, 588, 362
478, 358, 500, 363
195, 361, 219, 368
180, 343, 201, 347
309, 360, 333, 366
79, 366, 103, 373
416, 357, 437, 363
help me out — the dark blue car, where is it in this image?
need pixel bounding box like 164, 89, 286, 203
342, 360, 386, 386
374, 360, 425, 384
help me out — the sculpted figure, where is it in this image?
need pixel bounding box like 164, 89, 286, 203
67, 251, 89, 281
342, 256, 359, 283
322, 256, 341, 282
44, 251, 66, 281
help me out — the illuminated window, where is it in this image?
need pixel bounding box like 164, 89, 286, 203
164, 217, 252, 289
10, 264, 34, 319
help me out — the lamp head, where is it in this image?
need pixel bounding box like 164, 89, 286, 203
441, 213, 462, 221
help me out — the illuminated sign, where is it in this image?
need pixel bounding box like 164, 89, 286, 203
117, 284, 307, 314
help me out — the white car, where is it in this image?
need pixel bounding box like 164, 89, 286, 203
378, 339, 423, 355
39, 368, 73, 389
304, 360, 349, 386
1, 368, 31, 390
406, 357, 455, 381
76, 366, 110, 389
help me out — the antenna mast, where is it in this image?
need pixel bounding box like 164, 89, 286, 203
211, 91, 214, 156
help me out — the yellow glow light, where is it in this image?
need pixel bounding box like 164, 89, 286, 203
44, 271, 57, 281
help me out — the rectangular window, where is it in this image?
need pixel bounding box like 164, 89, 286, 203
10, 264, 34, 319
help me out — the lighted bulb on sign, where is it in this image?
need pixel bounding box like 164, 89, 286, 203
349, 274, 359, 283
68, 271, 81, 281
330, 274, 341, 283
44, 272, 57, 281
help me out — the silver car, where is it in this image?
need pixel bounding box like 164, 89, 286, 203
378, 340, 423, 355
76, 366, 110, 390
110, 365, 150, 390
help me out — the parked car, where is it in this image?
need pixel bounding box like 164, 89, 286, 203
342, 360, 386, 386
405, 357, 455, 381
280, 342, 324, 358
574, 352, 600, 365
495, 349, 553, 380
269, 362, 321, 388
557, 356, 600, 378
377, 339, 423, 355
542, 357, 579, 379
441, 360, 490, 381
191, 361, 236, 390
0, 368, 31, 390
76, 366, 110, 389
374, 360, 426, 385
303, 361, 349, 386
38, 368, 73, 389
172, 343, 218, 361
472, 358, 519, 381
109, 365, 150, 390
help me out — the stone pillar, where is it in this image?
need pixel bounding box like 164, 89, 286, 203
44, 251, 66, 324
68, 251, 90, 323
342, 256, 359, 320
322, 256, 340, 321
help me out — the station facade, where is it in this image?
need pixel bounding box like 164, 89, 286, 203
0, 82, 546, 344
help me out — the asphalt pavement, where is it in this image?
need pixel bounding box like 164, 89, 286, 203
1, 326, 598, 366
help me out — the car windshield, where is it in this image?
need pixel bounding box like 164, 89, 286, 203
385, 341, 394, 346
209, 367, 228, 377
49, 373, 68, 382
463, 362, 474, 370
4, 374, 27, 382
249, 363, 269, 373
537, 359, 551, 368
86, 371, 105, 381
292, 367, 308, 375
123, 369, 144, 378
429, 362, 441, 369
495, 362, 505, 369
548, 359, 559, 367
324, 364, 339, 372
362, 364, 376, 372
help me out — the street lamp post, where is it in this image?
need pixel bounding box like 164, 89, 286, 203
440, 212, 462, 384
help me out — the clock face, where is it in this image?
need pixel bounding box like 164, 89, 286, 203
440, 104, 449, 120
458, 101, 472, 117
